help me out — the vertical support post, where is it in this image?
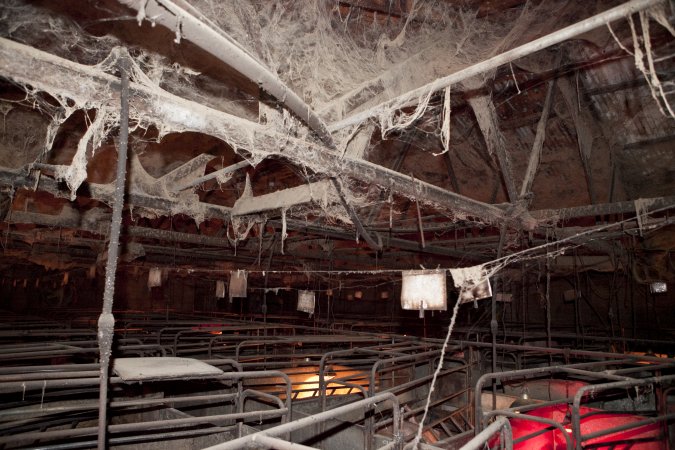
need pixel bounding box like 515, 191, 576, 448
491, 225, 507, 409
97, 54, 130, 450
546, 258, 552, 363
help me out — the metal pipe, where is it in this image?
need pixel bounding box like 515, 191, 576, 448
251, 435, 318, 450
461, 416, 511, 450
96, 54, 130, 450
0, 377, 122, 393
0, 371, 100, 382
571, 374, 675, 450
454, 339, 670, 364
116, 0, 335, 148
376, 388, 470, 429
218, 370, 292, 420
201, 392, 400, 450
580, 412, 675, 442
0, 409, 289, 445
0, 393, 240, 418
474, 359, 636, 431
493, 225, 507, 409
240, 389, 286, 419
369, 350, 445, 397
23, 426, 241, 450
329, 0, 665, 131
484, 410, 572, 450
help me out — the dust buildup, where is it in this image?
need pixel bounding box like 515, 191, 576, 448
2, 0, 641, 232
190, 0, 536, 120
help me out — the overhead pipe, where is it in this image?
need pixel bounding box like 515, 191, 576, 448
96, 55, 130, 450
329, 0, 665, 131
117, 0, 336, 149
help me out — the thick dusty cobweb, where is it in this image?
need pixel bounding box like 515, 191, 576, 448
1, 0, 673, 235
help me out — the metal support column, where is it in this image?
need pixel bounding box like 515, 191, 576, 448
96, 55, 130, 450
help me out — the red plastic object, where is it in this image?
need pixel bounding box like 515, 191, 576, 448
490, 404, 664, 449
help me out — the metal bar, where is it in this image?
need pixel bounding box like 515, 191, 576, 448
0, 363, 100, 375
0, 393, 240, 418
116, 0, 335, 148
26, 426, 241, 450
581, 412, 675, 442
484, 410, 571, 450
0, 409, 289, 445
369, 350, 445, 397
473, 359, 637, 431
278, 218, 482, 261
571, 374, 675, 450
328, 0, 665, 131
454, 339, 671, 364
200, 392, 400, 450
492, 226, 507, 410
251, 435, 317, 450
97, 54, 130, 450
461, 416, 510, 450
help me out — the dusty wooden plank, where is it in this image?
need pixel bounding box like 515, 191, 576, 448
519, 78, 556, 199
466, 88, 518, 203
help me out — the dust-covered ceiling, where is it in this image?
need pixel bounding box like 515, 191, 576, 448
0, 0, 673, 288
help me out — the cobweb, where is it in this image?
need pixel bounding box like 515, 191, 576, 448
4, 0, 667, 235
189, 0, 538, 121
